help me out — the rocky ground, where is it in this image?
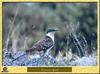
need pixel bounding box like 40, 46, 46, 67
3, 48, 97, 66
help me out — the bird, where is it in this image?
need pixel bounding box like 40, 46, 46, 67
25, 28, 58, 59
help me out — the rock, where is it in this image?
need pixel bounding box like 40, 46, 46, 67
3, 48, 97, 66
70, 56, 97, 66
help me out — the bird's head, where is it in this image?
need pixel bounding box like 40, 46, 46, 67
46, 28, 58, 34
46, 28, 58, 42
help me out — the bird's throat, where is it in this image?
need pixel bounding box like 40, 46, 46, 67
46, 32, 55, 42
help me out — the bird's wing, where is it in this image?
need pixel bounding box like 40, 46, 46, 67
26, 36, 53, 54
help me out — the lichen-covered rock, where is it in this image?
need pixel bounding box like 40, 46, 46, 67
3, 48, 59, 66
3, 48, 97, 66
70, 56, 97, 66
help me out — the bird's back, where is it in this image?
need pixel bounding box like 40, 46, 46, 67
25, 36, 54, 55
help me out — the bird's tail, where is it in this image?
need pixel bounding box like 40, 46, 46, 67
11, 48, 34, 62
11, 51, 27, 62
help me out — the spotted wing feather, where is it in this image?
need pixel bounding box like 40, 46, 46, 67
26, 36, 53, 54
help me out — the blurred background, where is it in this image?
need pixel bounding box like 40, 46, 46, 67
2, 3, 97, 58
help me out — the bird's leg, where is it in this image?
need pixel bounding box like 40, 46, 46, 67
44, 48, 51, 57
44, 47, 54, 59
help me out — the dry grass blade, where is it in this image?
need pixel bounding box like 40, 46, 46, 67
5, 6, 20, 54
